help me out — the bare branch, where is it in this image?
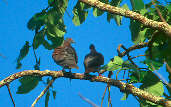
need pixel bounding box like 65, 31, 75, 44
118, 44, 138, 67
6, 84, 15, 107
31, 78, 55, 107
0, 70, 170, 106
78, 93, 99, 107
117, 43, 149, 57
79, 0, 171, 37
101, 85, 108, 107
130, 55, 146, 59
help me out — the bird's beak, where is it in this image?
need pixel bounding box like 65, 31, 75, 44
71, 40, 75, 43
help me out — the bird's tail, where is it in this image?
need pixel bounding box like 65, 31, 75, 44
70, 64, 79, 69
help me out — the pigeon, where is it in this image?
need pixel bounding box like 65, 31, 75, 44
84, 44, 104, 75
52, 38, 79, 72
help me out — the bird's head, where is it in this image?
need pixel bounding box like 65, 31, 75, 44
89, 44, 96, 51
65, 38, 75, 43
63, 38, 75, 46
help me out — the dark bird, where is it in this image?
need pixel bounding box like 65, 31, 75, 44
84, 44, 104, 75
52, 38, 79, 72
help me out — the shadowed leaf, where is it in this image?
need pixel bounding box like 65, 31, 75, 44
17, 76, 41, 94
16, 41, 30, 69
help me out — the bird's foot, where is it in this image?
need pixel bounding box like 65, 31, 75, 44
98, 73, 104, 77
62, 69, 66, 73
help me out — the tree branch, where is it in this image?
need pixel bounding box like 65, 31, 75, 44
117, 43, 149, 57
6, 84, 15, 107
0, 70, 171, 106
31, 78, 55, 107
79, 0, 171, 37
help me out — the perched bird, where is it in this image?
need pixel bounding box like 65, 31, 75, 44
84, 44, 104, 75
52, 38, 79, 72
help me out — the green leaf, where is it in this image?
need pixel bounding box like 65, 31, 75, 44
92, 0, 108, 17
113, 15, 122, 26
110, 0, 122, 6
129, 71, 144, 83
142, 58, 164, 71
129, 10, 147, 45
47, 24, 65, 38
129, 9, 148, 44
33, 29, 46, 49
52, 91, 57, 99
45, 33, 64, 49
48, 0, 54, 5
45, 90, 50, 107
16, 76, 41, 94
139, 82, 164, 106
130, 0, 145, 11
16, 62, 22, 69
113, 4, 129, 26
121, 93, 129, 100
122, 4, 129, 10
93, 8, 104, 17
72, 2, 89, 26
103, 56, 123, 71
107, 0, 123, 24
27, 12, 47, 30
130, 68, 160, 84
16, 41, 30, 69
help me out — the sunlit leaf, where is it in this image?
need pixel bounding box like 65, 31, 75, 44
121, 93, 129, 100
72, 2, 89, 26
27, 12, 47, 30
47, 24, 65, 38
107, 0, 123, 24
139, 82, 164, 106
93, 8, 104, 17
103, 56, 123, 71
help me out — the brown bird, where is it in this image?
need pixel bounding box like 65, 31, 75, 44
84, 44, 104, 75
52, 38, 79, 72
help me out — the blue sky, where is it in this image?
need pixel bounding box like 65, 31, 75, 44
0, 0, 168, 107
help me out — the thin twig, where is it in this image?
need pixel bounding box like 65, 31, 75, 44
151, 64, 171, 89
130, 55, 146, 59
31, 78, 56, 107
166, 62, 171, 74
78, 93, 99, 107
117, 43, 149, 58
108, 85, 112, 107
152, 0, 166, 23
101, 85, 108, 107
116, 70, 122, 80
6, 84, 15, 107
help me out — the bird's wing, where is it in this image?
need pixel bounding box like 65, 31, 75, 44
65, 46, 78, 63
52, 46, 65, 62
